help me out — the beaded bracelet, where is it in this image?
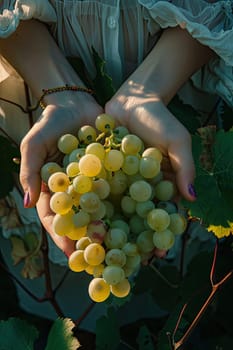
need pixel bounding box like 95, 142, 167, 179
39, 84, 94, 109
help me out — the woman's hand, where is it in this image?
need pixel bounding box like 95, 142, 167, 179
106, 26, 215, 201
105, 93, 196, 201
22, 102, 103, 256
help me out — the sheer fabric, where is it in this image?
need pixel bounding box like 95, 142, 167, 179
0, 0, 230, 324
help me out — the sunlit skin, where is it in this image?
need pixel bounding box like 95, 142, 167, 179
0, 20, 214, 256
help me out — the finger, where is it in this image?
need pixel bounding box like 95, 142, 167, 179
37, 189, 75, 257
168, 138, 196, 202
20, 135, 47, 208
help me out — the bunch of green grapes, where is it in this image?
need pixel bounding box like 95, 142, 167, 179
41, 114, 187, 303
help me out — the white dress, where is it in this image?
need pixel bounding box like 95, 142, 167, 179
0, 0, 232, 330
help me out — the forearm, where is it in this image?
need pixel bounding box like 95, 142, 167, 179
118, 26, 215, 105
0, 19, 93, 107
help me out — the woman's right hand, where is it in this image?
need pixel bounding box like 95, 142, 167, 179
20, 100, 103, 256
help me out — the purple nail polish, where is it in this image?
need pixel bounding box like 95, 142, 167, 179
188, 184, 197, 198
23, 192, 30, 207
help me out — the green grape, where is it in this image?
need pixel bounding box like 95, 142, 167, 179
103, 265, 125, 285
52, 211, 74, 236
102, 200, 115, 219
139, 156, 160, 178
88, 277, 111, 302
66, 225, 87, 240
66, 161, 80, 177
73, 210, 91, 228
121, 195, 136, 216
147, 208, 170, 232
67, 184, 81, 206
92, 178, 110, 199
58, 133, 79, 154
122, 242, 139, 256
86, 219, 107, 243
122, 155, 140, 175
142, 146, 163, 162
124, 254, 141, 269
153, 229, 175, 250
154, 180, 176, 201
104, 149, 124, 172
75, 236, 91, 250
84, 242, 106, 266
110, 278, 131, 298
113, 125, 129, 140
108, 170, 128, 195
168, 212, 187, 235
136, 230, 154, 253
129, 180, 152, 202
72, 174, 93, 193
41, 162, 62, 183
90, 201, 106, 221
79, 192, 101, 213
135, 200, 155, 218
129, 214, 146, 235
78, 125, 97, 144
95, 113, 115, 132
69, 148, 85, 163
126, 173, 144, 186
104, 228, 127, 249
68, 250, 88, 272
85, 142, 106, 161
78, 154, 102, 177
111, 219, 130, 235
85, 263, 104, 277
48, 171, 70, 192
121, 134, 143, 155
157, 201, 177, 214
105, 248, 126, 267
50, 191, 73, 215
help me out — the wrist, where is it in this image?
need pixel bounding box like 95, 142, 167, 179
39, 84, 94, 109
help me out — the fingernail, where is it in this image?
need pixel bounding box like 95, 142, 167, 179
23, 192, 31, 207
188, 184, 197, 198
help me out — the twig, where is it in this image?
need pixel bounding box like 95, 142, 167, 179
40, 228, 65, 317
171, 240, 233, 350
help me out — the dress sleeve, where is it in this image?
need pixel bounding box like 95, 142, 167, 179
139, 0, 233, 107
0, 0, 56, 38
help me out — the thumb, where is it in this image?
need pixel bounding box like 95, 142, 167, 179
20, 138, 46, 207
168, 141, 196, 202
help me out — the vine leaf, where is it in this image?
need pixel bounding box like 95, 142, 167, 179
95, 307, 120, 349
67, 48, 116, 107
136, 325, 154, 350
0, 317, 39, 350
45, 318, 81, 350
10, 233, 44, 279
182, 128, 233, 238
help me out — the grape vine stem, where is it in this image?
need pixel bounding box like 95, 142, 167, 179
169, 240, 233, 350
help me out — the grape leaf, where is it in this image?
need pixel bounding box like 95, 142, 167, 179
45, 318, 80, 350
92, 47, 116, 106
182, 129, 233, 232
95, 307, 120, 349
133, 264, 180, 312
0, 317, 39, 350
136, 325, 154, 350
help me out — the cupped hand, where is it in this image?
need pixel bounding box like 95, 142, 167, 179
20, 102, 103, 256
105, 93, 196, 202
20, 102, 103, 207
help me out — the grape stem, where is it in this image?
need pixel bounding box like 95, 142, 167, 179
168, 240, 233, 350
